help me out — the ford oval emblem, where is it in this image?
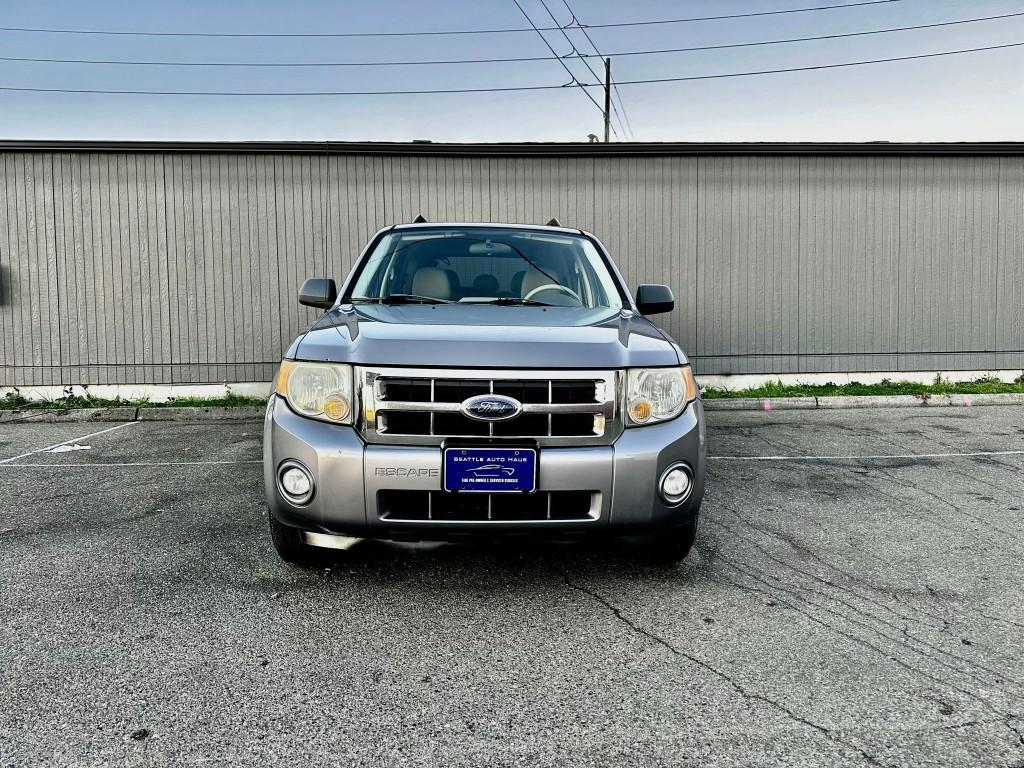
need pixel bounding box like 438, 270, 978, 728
460, 394, 522, 422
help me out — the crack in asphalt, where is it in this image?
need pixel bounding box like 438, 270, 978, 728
552, 565, 885, 767
941, 712, 1024, 749
1007, 715, 1024, 747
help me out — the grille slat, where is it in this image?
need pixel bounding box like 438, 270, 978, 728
429, 379, 435, 436
547, 380, 553, 437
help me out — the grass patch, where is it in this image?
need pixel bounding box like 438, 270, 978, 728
0, 390, 267, 411
702, 374, 1024, 399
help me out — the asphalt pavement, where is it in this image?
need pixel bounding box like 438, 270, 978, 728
1, 406, 1023, 767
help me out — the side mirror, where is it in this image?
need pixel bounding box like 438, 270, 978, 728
635, 284, 674, 315
298, 277, 338, 309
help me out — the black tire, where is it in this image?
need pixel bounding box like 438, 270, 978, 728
268, 511, 312, 564
634, 516, 699, 564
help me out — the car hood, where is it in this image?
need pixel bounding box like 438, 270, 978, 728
290, 305, 683, 369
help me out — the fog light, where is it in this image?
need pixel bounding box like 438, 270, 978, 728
659, 463, 693, 505
278, 461, 314, 505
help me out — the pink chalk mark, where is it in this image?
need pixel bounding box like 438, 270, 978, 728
964, 396, 973, 407
763, 399, 772, 412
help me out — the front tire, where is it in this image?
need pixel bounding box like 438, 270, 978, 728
268, 511, 313, 564
634, 516, 699, 564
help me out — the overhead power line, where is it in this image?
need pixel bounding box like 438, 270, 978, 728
533, 0, 624, 140
608, 40, 1024, 86
0, 0, 904, 38
561, 0, 636, 141
1, 39, 1021, 96
2, 10, 1019, 68
536, 0, 598, 84
511, 0, 616, 138
544, 0, 631, 140
582, 0, 906, 30
595, 10, 1024, 59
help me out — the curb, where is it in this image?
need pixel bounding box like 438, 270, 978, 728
137, 406, 266, 421
0, 406, 265, 423
0, 407, 140, 423
702, 392, 1024, 411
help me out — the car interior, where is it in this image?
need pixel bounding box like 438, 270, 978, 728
377, 234, 610, 307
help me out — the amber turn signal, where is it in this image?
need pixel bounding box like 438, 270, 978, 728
628, 398, 653, 423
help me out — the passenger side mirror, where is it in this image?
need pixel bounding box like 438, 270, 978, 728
298, 277, 338, 309
635, 284, 674, 315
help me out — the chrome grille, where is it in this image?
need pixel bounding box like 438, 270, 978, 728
356, 367, 621, 446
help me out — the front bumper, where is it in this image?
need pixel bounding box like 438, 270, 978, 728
264, 395, 705, 540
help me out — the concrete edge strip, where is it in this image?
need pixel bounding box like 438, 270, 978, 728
702, 392, 1024, 411
1, 393, 1023, 423
0, 406, 267, 423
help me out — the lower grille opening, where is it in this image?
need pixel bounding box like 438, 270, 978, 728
378, 490, 598, 522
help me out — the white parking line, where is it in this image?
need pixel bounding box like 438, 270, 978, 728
0, 460, 260, 466
0, 421, 139, 465
709, 450, 1024, 461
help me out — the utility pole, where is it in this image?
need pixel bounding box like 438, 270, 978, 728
603, 57, 612, 143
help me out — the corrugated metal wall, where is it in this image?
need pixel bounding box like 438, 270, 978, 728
2, 149, 1023, 385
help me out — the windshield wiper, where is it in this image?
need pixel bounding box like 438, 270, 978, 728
351, 294, 453, 305
482, 297, 556, 306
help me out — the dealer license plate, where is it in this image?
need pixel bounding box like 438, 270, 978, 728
442, 447, 537, 493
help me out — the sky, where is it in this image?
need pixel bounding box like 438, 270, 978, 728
1, 0, 1024, 142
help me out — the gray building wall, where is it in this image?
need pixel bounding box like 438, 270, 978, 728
1, 144, 1023, 385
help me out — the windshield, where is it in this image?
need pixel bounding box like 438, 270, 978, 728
347, 227, 624, 310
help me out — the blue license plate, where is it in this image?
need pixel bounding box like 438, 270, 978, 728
443, 447, 537, 493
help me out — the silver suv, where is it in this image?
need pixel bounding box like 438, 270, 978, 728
264, 222, 706, 562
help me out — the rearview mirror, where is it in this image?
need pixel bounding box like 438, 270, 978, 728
635, 284, 674, 315
298, 277, 338, 309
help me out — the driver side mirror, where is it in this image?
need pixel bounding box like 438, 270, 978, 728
298, 277, 338, 309
635, 284, 674, 315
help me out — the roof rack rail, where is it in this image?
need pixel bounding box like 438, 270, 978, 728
412, 214, 427, 223
546, 218, 561, 227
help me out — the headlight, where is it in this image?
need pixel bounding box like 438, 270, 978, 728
276, 360, 353, 424
626, 366, 698, 426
